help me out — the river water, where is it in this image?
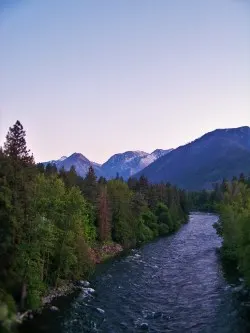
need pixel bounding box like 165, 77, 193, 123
20, 213, 250, 333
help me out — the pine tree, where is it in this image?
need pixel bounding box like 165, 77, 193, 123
98, 176, 107, 185
37, 163, 45, 173
45, 163, 57, 176
63, 165, 79, 188
4, 120, 34, 165
83, 166, 98, 204
239, 173, 246, 183
0, 149, 13, 283
136, 175, 148, 198
127, 177, 137, 191
97, 185, 111, 242
148, 185, 158, 210
1, 121, 37, 310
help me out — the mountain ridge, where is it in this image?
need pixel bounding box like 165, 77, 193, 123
41, 148, 172, 179
41, 126, 250, 189
135, 126, 250, 190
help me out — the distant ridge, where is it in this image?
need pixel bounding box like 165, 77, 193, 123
42, 149, 172, 179
42, 152, 102, 177
42, 126, 250, 188
135, 126, 250, 190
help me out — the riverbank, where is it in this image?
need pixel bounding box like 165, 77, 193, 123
13, 242, 124, 327
16, 220, 190, 331
19, 213, 250, 333
41, 243, 124, 307
18, 225, 190, 327
90, 242, 123, 264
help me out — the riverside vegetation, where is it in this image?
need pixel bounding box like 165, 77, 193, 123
190, 175, 250, 286
0, 121, 189, 331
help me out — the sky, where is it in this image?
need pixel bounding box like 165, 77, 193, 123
0, 0, 250, 163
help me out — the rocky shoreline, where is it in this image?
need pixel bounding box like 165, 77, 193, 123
17, 242, 123, 325
16, 282, 79, 323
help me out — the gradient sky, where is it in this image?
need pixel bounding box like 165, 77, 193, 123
1, 0, 250, 163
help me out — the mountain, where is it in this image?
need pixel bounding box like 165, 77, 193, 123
42, 149, 172, 179
58, 156, 67, 162
43, 155, 67, 166
101, 149, 173, 179
136, 126, 250, 190
139, 149, 173, 168
101, 150, 148, 179
42, 153, 102, 177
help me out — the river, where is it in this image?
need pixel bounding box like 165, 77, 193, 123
20, 213, 250, 333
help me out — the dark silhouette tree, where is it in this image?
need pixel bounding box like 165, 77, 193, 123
98, 176, 107, 185
83, 166, 98, 204
4, 120, 34, 165
45, 163, 57, 176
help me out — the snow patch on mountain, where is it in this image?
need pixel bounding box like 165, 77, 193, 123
101, 149, 173, 179
42, 149, 173, 179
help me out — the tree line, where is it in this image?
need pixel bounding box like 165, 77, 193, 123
213, 176, 250, 285
188, 174, 249, 212
189, 174, 250, 286
0, 121, 189, 330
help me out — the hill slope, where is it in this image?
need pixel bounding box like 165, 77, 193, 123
136, 126, 250, 190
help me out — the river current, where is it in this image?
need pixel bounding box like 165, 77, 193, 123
20, 213, 250, 333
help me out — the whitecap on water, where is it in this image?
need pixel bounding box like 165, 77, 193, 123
79, 280, 90, 287
82, 287, 95, 294
134, 317, 149, 330
142, 310, 155, 319
96, 307, 105, 314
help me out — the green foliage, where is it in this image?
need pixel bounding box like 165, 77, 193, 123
141, 210, 159, 237
158, 223, 170, 235
3, 120, 34, 165
188, 189, 218, 212
107, 180, 135, 246
136, 218, 154, 242
0, 290, 17, 332
188, 175, 250, 286
0, 121, 189, 329
155, 202, 178, 233
83, 166, 98, 204
97, 185, 111, 242
214, 177, 250, 286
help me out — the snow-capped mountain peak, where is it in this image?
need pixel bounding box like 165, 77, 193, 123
42, 148, 173, 179
42, 152, 102, 177
150, 149, 173, 158
101, 149, 172, 179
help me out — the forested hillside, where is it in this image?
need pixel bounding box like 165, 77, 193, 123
136, 127, 250, 190
0, 121, 188, 331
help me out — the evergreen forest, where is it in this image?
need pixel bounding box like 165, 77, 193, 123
0, 121, 189, 329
